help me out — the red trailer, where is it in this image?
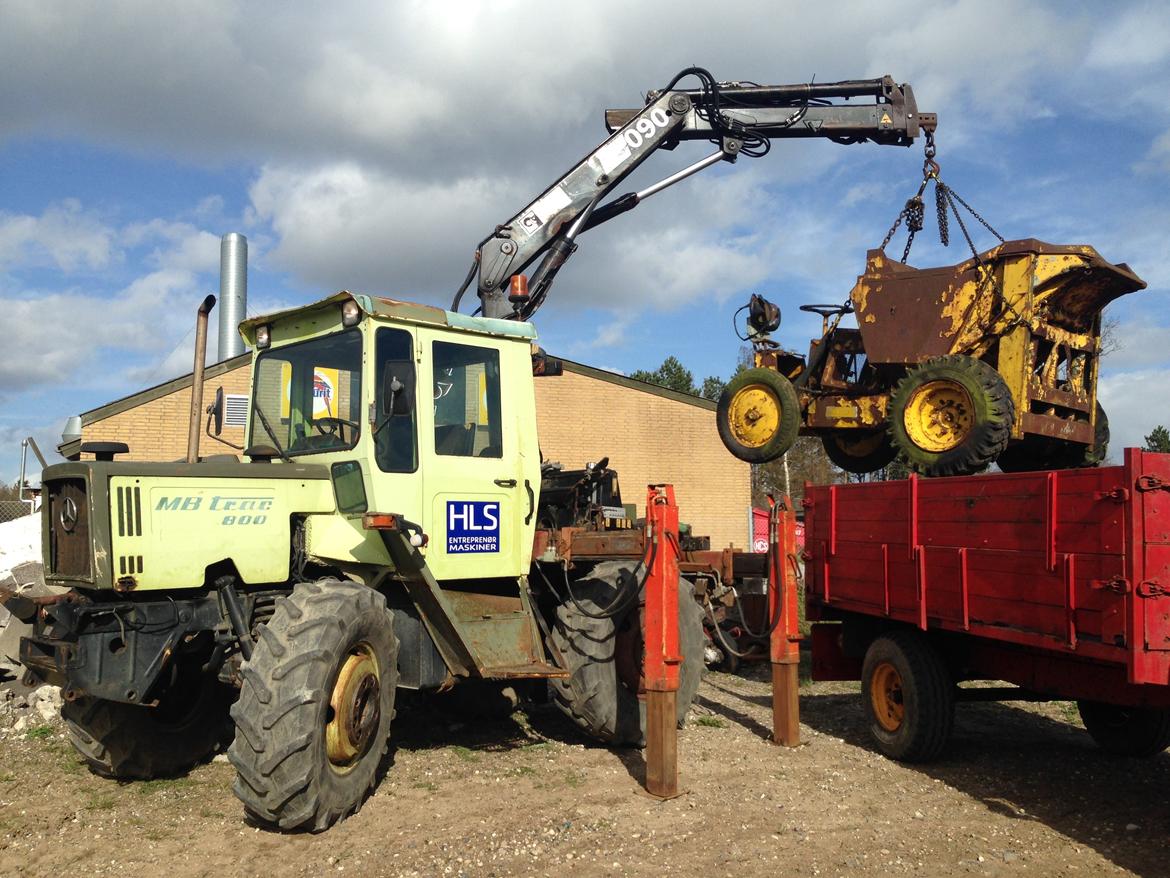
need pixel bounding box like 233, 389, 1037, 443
806, 448, 1170, 761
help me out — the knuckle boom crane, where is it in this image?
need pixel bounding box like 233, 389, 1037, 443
452, 67, 936, 321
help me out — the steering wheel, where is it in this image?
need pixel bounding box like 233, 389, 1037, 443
799, 303, 854, 318
312, 417, 360, 444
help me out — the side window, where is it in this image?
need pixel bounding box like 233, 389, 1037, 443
432, 341, 502, 458
374, 328, 418, 473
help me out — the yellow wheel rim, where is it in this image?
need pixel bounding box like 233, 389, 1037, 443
903, 379, 974, 453
870, 661, 905, 733
326, 643, 381, 773
727, 384, 782, 448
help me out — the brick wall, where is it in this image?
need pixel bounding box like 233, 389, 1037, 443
80, 360, 751, 549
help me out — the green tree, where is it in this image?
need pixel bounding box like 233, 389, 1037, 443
1145, 425, 1170, 453
630, 356, 698, 396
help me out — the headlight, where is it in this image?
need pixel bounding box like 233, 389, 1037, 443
256, 324, 271, 349
341, 299, 362, 327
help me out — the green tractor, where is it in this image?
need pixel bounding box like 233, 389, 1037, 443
11, 292, 708, 830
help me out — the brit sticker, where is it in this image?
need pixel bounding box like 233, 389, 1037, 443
446, 501, 500, 554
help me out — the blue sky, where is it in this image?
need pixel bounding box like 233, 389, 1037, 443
1, 0, 1168, 483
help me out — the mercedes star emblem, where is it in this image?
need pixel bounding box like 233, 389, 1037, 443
59, 497, 79, 533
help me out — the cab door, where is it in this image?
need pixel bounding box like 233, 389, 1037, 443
418, 329, 527, 582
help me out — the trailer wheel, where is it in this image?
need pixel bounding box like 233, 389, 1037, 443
888, 355, 1013, 477
821, 429, 898, 474
1077, 700, 1170, 757
717, 368, 800, 464
861, 632, 953, 762
549, 561, 705, 746
228, 579, 398, 831
63, 663, 233, 780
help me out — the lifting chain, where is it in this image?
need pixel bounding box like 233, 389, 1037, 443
878, 129, 1005, 265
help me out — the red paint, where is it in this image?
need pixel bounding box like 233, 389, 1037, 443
643, 485, 681, 692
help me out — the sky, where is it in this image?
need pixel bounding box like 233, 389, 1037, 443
1, 0, 1168, 483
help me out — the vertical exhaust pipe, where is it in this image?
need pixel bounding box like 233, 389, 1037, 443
188, 295, 217, 464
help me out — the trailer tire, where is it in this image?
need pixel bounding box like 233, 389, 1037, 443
861, 632, 953, 762
549, 562, 705, 746
1077, 700, 1170, 758
717, 368, 800, 464
228, 579, 399, 831
63, 668, 233, 780
821, 429, 899, 474
889, 355, 1014, 477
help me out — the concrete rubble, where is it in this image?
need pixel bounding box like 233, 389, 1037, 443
0, 513, 65, 675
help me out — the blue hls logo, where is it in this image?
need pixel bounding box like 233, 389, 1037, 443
446, 501, 500, 554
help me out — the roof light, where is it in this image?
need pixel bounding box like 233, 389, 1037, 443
255, 324, 271, 349
341, 299, 362, 327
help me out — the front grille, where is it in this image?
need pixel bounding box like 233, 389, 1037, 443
48, 478, 91, 578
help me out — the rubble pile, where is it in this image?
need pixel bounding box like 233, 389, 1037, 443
0, 684, 63, 733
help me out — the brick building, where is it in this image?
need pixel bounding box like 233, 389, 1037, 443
61, 356, 750, 548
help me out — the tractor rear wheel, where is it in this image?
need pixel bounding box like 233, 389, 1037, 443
228, 579, 398, 831
717, 368, 800, 464
997, 403, 1110, 472
63, 662, 233, 780
889, 355, 1014, 477
549, 561, 705, 746
1077, 700, 1170, 757
861, 632, 954, 762
821, 429, 898, 474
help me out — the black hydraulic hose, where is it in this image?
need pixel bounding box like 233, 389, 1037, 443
450, 257, 479, 312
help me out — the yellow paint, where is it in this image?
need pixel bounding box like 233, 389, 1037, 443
902, 379, 974, 452
326, 642, 380, 772
727, 384, 782, 448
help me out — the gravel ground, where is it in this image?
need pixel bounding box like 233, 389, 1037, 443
0, 664, 1167, 878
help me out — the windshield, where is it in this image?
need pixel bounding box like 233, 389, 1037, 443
250, 329, 363, 457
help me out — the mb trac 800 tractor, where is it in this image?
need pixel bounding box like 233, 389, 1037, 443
7, 68, 934, 830
718, 241, 1145, 477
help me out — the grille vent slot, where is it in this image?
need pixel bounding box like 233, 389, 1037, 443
118, 555, 144, 576
116, 486, 143, 537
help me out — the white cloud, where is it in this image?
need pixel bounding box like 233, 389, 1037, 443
0, 200, 115, 273
1098, 367, 1170, 453
1085, 3, 1170, 69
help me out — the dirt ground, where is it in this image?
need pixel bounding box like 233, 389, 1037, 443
1, 663, 1168, 878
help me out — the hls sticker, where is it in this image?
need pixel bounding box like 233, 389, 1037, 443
446, 501, 500, 553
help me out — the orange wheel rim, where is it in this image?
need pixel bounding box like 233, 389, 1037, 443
870, 661, 905, 732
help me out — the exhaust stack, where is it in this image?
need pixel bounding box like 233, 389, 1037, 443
188, 295, 216, 464
218, 232, 247, 362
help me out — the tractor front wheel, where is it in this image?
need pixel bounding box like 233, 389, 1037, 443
889, 355, 1014, 477
821, 429, 898, 474
228, 579, 399, 831
717, 368, 800, 464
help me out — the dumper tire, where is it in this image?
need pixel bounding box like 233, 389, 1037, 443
63, 667, 233, 780
821, 429, 899, 474
1077, 700, 1170, 758
549, 561, 705, 746
997, 403, 1110, 472
861, 632, 953, 762
889, 355, 1014, 477
717, 368, 801, 464
228, 579, 398, 832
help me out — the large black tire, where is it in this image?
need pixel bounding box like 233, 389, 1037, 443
717, 368, 801, 464
821, 429, 898, 474
998, 403, 1110, 472
1077, 700, 1170, 757
889, 355, 1014, 477
63, 666, 233, 779
549, 561, 705, 745
229, 579, 399, 831
861, 631, 954, 762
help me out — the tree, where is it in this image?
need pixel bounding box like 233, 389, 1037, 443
630, 356, 699, 396
1145, 425, 1170, 453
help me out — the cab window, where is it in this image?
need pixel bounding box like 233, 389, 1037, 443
374, 327, 418, 473
432, 341, 502, 458
250, 330, 362, 456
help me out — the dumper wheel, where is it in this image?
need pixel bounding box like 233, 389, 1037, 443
889, 355, 1014, 477
717, 368, 801, 463
228, 579, 398, 832
63, 662, 233, 780
821, 429, 898, 474
549, 561, 705, 746
997, 404, 1110, 472
1077, 700, 1170, 757
861, 632, 953, 762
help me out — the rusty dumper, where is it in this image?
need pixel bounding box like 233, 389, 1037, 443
718, 240, 1146, 476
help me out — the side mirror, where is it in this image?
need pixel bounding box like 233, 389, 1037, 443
382, 361, 416, 416
206, 386, 224, 436
531, 348, 563, 377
